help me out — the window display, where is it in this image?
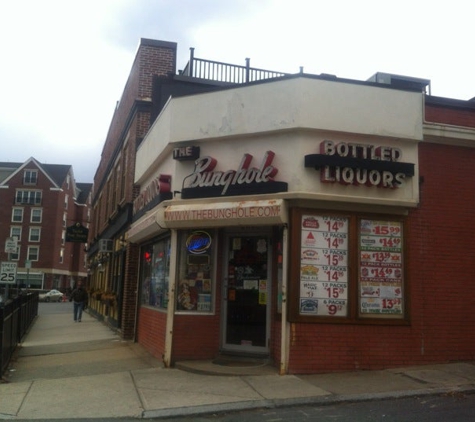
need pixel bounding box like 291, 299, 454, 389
140, 237, 170, 309
359, 219, 404, 317
290, 208, 406, 323
176, 230, 214, 312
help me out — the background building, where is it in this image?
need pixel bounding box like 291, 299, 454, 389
0, 157, 91, 292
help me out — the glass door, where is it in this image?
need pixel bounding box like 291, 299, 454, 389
222, 232, 270, 354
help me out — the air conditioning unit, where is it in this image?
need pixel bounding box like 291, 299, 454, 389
99, 239, 113, 252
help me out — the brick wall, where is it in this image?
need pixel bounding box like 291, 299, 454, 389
94, 39, 177, 198
172, 315, 221, 361
425, 103, 475, 127
90, 39, 177, 340
137, 307, 167, 361
286, 142, 475, 373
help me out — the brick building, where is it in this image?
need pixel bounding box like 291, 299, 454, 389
86, 39, 178, 337
86, 39, 280, 337
0, 157, 91, 292
90, 37, 475, 373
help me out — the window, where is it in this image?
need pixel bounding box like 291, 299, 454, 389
63, 212, 67, 227
31, 208, 42, 223
16, 190, 41, 205
10, 249, 19, 261
176, 230, 215, 313
64, 194, 68, 209
29, 227, 41, 242
12, 208, 23, 222
289, 209, 407, 324
23, 170, 38, 185
10, 226, 22, 241
62, 230, 65, 245
140, 237, 171, 310
60, 248, 64, 263
28, 246, 39, 261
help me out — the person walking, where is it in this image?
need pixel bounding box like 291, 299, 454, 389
69, 281, 88, 322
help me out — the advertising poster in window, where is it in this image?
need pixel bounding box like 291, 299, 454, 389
177, 230, 213, 312
359, 219, 404, 316
299, 215, 349, 317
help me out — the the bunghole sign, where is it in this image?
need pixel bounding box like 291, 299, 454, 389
181, 151, 288, 199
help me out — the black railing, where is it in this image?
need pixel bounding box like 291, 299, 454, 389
180, 48, 290, 84
0, 292, 38, 376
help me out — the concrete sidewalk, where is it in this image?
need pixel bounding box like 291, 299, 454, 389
1, 305, 475, 420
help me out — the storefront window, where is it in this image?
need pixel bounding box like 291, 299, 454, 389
289, 209, 407, 324
176, 230, 215, 313
140, 237, 170, 309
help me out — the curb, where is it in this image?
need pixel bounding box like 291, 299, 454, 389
142, 384, 475, 419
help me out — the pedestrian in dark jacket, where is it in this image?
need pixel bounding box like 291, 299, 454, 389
69, 281, 88, 322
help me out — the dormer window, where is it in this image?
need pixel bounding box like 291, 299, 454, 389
24, 170, 38, 185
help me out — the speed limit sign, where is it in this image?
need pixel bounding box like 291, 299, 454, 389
1, 261, 17, 284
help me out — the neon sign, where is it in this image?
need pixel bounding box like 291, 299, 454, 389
186, 231, 212, 254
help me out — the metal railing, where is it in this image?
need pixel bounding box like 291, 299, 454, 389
180, 48, 289, 84
0, 292, 38, 376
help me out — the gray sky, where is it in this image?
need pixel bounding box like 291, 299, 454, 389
1, 0, 473, 183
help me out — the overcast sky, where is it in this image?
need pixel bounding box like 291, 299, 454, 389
1, 0, 473, 183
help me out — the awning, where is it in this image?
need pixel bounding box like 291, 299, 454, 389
156, 199, 287, 229
127, 210, 166, 243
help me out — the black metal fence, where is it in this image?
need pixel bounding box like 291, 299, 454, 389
180, 48, 289, 84
0, 292, 38, 375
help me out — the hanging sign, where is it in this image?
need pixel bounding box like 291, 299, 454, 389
65, 223, 89, 243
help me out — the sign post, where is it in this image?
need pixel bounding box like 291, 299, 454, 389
1, 261, 17, 284
4, 237, 18, 254
1, 261, 18, 300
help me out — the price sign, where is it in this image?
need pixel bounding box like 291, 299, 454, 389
1, 261, 18, 285
299, 215, 349, 317
359, 219, 404, 316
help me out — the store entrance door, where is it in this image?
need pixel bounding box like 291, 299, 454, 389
222, 231, 270, 354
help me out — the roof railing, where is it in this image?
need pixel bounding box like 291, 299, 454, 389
180, 47, 290, 84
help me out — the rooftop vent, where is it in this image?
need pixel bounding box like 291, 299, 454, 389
367, 72, 431, 94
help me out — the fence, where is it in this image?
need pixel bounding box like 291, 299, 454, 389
0, 292, 38, 376
180, 48, 290, 84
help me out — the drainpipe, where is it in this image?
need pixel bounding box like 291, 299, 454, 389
163, 229, 178, 367
280, 224, 289, 375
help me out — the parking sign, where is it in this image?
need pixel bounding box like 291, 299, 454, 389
1, 261, 17, 284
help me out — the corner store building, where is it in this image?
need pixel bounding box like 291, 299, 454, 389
127, 72, 475, 374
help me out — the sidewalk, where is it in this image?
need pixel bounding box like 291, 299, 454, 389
1, 305, 475, 420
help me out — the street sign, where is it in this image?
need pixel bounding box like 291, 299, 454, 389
1, 261, 18, 284
5, 237, 18, 253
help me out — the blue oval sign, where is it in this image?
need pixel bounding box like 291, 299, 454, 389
186, 231, 212, 254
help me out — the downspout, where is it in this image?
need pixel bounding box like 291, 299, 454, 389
280, 224, 290, 375
163, 229, 178, 368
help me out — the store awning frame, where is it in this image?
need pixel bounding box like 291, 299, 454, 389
157, 199, 287, 229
